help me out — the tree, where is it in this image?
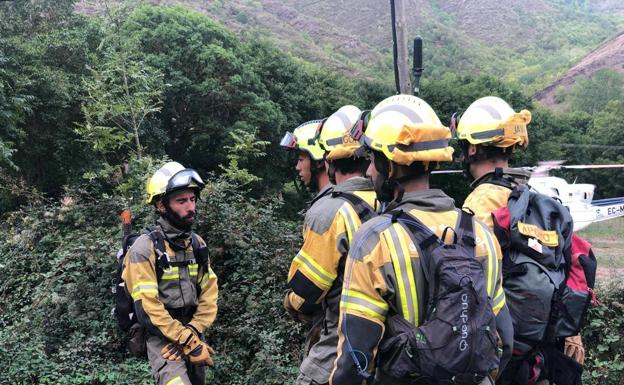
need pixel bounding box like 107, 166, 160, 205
569, 69, 624, 115
77, 43, 166, 161
0, 51, 31, 171
0, 0, 78, 37
0, 8, 102, 204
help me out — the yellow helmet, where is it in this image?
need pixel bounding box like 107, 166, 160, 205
279, 120, 325, 161
363, 95, 453, 166
318, 105, 363, 161
456, 96, 531, 149
146, 161, 205, 204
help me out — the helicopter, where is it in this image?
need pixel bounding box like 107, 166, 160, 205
432, 160, 624, 231
526, 161, 624, 231
434, 161, 624, 232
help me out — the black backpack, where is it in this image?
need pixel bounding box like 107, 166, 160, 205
491, 185, 578, 349
376, 208, 500, 385
113, 225, 208, 332
492, 185, 593, 385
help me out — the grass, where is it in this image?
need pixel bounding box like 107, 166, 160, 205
578, 216, 624, 283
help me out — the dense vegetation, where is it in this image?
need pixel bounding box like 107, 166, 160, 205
202, 0, 624, 92
0, 1, 623, 385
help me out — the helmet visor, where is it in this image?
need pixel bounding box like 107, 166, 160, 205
279, 132, 298, 150
349, 118, 364, 142
166, 169, 205, 194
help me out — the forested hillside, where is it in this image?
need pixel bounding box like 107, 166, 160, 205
103, 0, 623, 90
536, 32, 624, 108
1, 1, 623, 385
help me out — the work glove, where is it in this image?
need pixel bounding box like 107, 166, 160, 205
161, 343, 184, 361
183, 336, 215, 367
564, 334, 585, 365
283, 290, 313, 326
177, 327, 215, 366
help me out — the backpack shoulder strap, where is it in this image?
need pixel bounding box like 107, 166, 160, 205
144, 226, 168, 281
144, 225, 166, 254
190, 232, 200, 254
308, 186, 334, 207
455, 209, 477, 254
332, 190, 376, 222
191, 232, 210, 268
386, 209, 441, 285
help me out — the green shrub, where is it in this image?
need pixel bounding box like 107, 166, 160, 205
583, 282, 624, 385
0, 162, 305, 384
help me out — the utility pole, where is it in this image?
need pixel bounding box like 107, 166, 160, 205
413, 36, 423, 96
390, 0, 411, 94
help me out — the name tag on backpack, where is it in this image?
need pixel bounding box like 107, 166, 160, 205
518, 222, 559, 247
528, 237, 543, 254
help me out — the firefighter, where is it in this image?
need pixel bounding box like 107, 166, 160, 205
331, 95, 512, 385
122, 161, 218, 385
280, 119, 332, 197
286, 105, 377, 385
457, 97, 585, 382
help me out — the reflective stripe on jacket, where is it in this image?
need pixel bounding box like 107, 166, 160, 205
287, 176, 377, 383
121, 217, 218, 342
330, 189, 505, 384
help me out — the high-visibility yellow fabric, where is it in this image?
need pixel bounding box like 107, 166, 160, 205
463, 183, 513, 231
363, 95, 454, 165
517, 222, 559, 247
287, 186, 377, 304
456, 96, 531, 149
287, 177, 377, 383
462, 168, 531, 231
331, 190, 505, 384
165, 376, 184, 385
122, 219, 218, 343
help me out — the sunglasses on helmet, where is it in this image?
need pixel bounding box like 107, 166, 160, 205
166, 168, 205, 193
279, 131, 298, 150
348, 110, 371, 142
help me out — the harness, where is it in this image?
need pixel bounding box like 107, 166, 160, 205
147, 228, 209, 281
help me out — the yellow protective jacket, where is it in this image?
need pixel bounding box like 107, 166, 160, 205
121, 217, 218, 343
463, 168, 531, 231
330, 190, 507, 385
286, 176, 377, 383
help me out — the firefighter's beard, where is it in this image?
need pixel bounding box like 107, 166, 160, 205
163, 205, 195, 232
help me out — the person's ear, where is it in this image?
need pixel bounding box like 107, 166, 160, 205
156, 198, 166, 214
388, 161, 396, 179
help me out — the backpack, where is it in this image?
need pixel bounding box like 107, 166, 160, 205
491, 184, 597, 355
113, 225, 209, 332
376, 208, 500, 385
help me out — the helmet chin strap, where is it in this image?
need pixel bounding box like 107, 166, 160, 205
327, 161, 337, 185
307, 160, 325, 193
373, 153, 406, 212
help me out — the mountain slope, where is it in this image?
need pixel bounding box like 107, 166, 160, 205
535, 31, 624, 107
78, 0, 624, 90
